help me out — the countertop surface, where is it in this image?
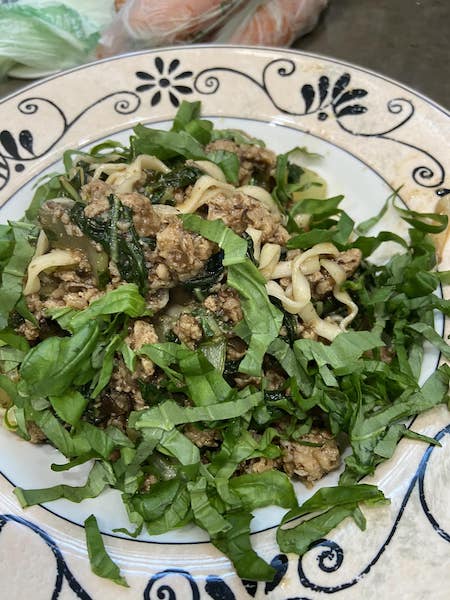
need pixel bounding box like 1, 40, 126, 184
0, 0, 449, 108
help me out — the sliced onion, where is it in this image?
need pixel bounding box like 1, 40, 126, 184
291, 255, 312, 306
296, 243, 339, 266
246, 227, 263, 261
191, 160, 226, 182
177, 175, 234, 214
24, 249, 80, 295
266, 280, 307, 314
320, 258, 358, 329
100, 154, 170, 193
271, 260, 293, 279
300, 255, 320, 275
238, 185, 281, 216
298, 302, 341, 341
259, 243, 281, 279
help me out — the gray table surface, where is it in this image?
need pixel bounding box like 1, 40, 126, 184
0, 0, 449, 108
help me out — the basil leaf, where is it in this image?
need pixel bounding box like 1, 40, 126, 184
171, 100, 202, 132
294, 330, 384, 370
49, 390, 89, 426
188, 477, 231, 536
180, 214, 247, 266
129, 480, 181, 522
139, 342, 232, 405
206, 150, 240, 184
229, 470, 298, 511
132, 124, 206, 160
158, 428, 200, 466
0, 221, 37, 330
15, 461, 115, 507
20, 322, 100, 396
69, 284, 147, 331
130, 392, 262, 430
355, 188, 397, 234
267, 337, 312, 396
407, 322, 450, 359
281, 484, 387, 523
212, 511, 276, 581
144, 487, 192, 535
278, 504, 362, 555
85, 514, 128, 587
28, 408, 90, 457
228, 260, 283, 376
25, 173, 63, 222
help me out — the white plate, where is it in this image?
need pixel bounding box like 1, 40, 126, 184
0, 46, 449, 600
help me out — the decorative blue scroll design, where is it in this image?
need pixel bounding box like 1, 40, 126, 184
193, 58, 448, 194
143, 565, 313, 600
1, 55, 447, 198
0, 91, 141, 192
142, 424, 449, 598
297, 423, 450, 593
1, 425, 448, 598
0, 513, 92, 599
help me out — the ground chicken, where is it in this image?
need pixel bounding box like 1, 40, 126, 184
82, 182, 162, 238
37, 268, 100, 311
184, 424, 221, 448
242, 457, 281, 474
16, 320, 40, 342
81, 180, 113, 216
281, 429, 340, 486
126, 320, 158, 350
226, 337, 247, 360
173, 313, 203, 348
125, 320, 158, 380
120, 192, 161, 237
265, 369, 287, 390
108, 359, 145, 412
204, 286, 243, 324
234, 374, 261, 389
156, 218, 215, 282
205, 139, 276, 185
26, 421, 47, 444
141, 473, 158, 492
207, 191, 288, 245
297, 323, 319, 341
307, 248, 362, 299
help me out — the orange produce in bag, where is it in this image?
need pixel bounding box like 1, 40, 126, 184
98, 0, 329, 57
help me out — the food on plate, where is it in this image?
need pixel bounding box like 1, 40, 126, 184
0, 101, 449, 584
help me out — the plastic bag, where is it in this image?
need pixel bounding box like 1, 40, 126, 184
98, 0, 329, 58
0, 0, 115, 79
214, 0, 329, 46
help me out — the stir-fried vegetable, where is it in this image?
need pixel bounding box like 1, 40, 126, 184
0, 101, 449, 586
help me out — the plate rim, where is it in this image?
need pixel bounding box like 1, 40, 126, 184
0, 44, 448, 117
0, 43, 449, 599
